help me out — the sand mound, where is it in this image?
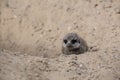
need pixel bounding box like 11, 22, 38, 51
0, 49, 120, 80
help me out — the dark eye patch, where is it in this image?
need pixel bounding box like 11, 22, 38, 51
64, 40, 68, 44
71, 39, 77, 44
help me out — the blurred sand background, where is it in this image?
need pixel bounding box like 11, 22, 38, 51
0, 0, 120, 80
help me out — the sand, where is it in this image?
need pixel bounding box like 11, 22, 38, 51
0, 0, 120, 80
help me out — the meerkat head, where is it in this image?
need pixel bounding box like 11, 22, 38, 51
63, 33, 81, 50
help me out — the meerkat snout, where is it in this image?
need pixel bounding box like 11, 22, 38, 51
62, 33, 88, 55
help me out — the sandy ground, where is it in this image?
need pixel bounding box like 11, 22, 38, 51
0, 0, 120, 80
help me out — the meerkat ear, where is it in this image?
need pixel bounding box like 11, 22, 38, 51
78, 40, 81, 43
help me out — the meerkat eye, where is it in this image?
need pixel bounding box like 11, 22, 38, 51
71, 39, 77, 44
64, 40, 68, 44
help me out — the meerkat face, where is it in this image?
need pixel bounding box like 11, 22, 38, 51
63, 33, 81, 50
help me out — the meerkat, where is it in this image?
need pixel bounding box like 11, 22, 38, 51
62, 33, 88, 55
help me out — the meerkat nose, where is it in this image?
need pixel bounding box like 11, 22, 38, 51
67, 43, 72, 48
